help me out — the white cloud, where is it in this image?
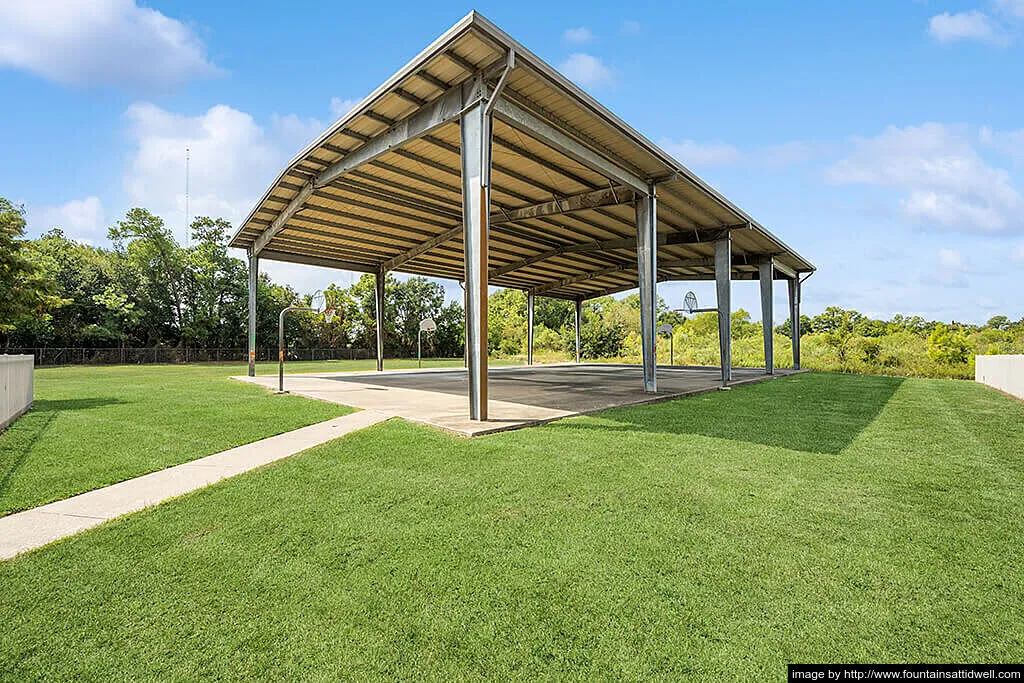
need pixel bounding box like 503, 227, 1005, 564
660, 139, 744, 167
329, 97, 359, 118
563, 26, 594, 44
928, 11, 1006, 45
271, 113, 325, 149
995, 0, 1024, 18
0, 0, 222, 88
826, 123, 1022, 234
559, 53, 613, 88
980, 126, 1024, 161
620, 20, 642, 36
122, 102, 313, 237
30, 196, 105, 242
938, 247, 966, 270
934, 248, 969, 287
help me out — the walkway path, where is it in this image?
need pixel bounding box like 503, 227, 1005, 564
0, 409, 391, 561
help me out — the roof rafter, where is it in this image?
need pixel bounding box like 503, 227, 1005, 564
252, 74, 486, 255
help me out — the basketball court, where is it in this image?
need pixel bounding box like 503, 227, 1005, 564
235, 364, 799, 436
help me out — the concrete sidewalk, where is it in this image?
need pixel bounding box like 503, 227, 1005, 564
0, 409, 391, 561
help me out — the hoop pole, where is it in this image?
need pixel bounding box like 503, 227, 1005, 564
418, 329, 422, 369
278, 306, 312, 392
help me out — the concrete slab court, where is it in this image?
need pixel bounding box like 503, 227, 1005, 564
235, 364, 800, 437
0, 410, 390, 561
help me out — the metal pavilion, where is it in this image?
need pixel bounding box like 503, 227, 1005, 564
229, 11, 815, 421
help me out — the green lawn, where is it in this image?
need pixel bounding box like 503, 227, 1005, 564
1, 372, 1022, 679
0, 359, 483, 516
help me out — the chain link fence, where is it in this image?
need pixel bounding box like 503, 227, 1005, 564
4, 347, 375, 367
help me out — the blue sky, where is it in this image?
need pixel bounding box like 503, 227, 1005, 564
2, 1, 1022, 323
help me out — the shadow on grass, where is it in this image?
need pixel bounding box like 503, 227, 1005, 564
0, 397, 125, 499
31, 398, 126, 413
548, 373, 905, 455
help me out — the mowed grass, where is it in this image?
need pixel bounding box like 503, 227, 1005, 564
1, 373, 1022, 679
0, 359, 474, 516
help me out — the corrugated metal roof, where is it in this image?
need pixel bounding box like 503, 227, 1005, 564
229, 11, 814, 300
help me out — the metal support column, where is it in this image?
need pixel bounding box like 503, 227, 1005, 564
247, 253, 258, 377
461, 101, 492, 420
375, 270, 385, 372
527, 292, 535, 366
759, 258, 774, 375
574, 297, 583, 364
636, 188, 657, 392
788, 277, 801, 370
715, 236, 732, 385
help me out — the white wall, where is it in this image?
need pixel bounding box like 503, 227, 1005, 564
975, 355, 1024, 401
1, 355, 34, 430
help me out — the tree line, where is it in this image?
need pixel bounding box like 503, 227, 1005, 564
2, 198, 1022, 378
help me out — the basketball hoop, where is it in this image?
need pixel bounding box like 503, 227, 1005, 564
679, 291, 717, 315
684, 291, 698, 315
277, 290, 334, 393
310, 290, 327, 314
418, 317, 437, 367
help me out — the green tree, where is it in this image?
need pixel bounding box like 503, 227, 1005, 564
108, 208, 186, 345
0, 198, 62, 341
986, 315, 1011, 331
350, 274, 460, 357
180, 217, 248, 348
488, 289, 526, 355
927, 323, 971, 364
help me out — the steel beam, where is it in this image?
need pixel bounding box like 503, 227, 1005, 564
493, 229, 728, 280
527, 292, 535, 365
461, 101, 491, 420
715, 236, 732, 385
759, 257, 774, 375
491, 186, 633, 225
257, 249, 380, 273
251, 75, 484, 256
375, 270, 385, 371
247, 254, 258, 376
773, 259, 797, 280
492, 98, 648, 194
252, 183, 313, 255
318, 75, 483, 188
574, 298, 583, 364
380, 226, 463, 272
788, 277, 801, 370
636, 190, 657, 392
529, 264, 628, 296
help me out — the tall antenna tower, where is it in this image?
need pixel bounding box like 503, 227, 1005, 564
185, 146, 191, 246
